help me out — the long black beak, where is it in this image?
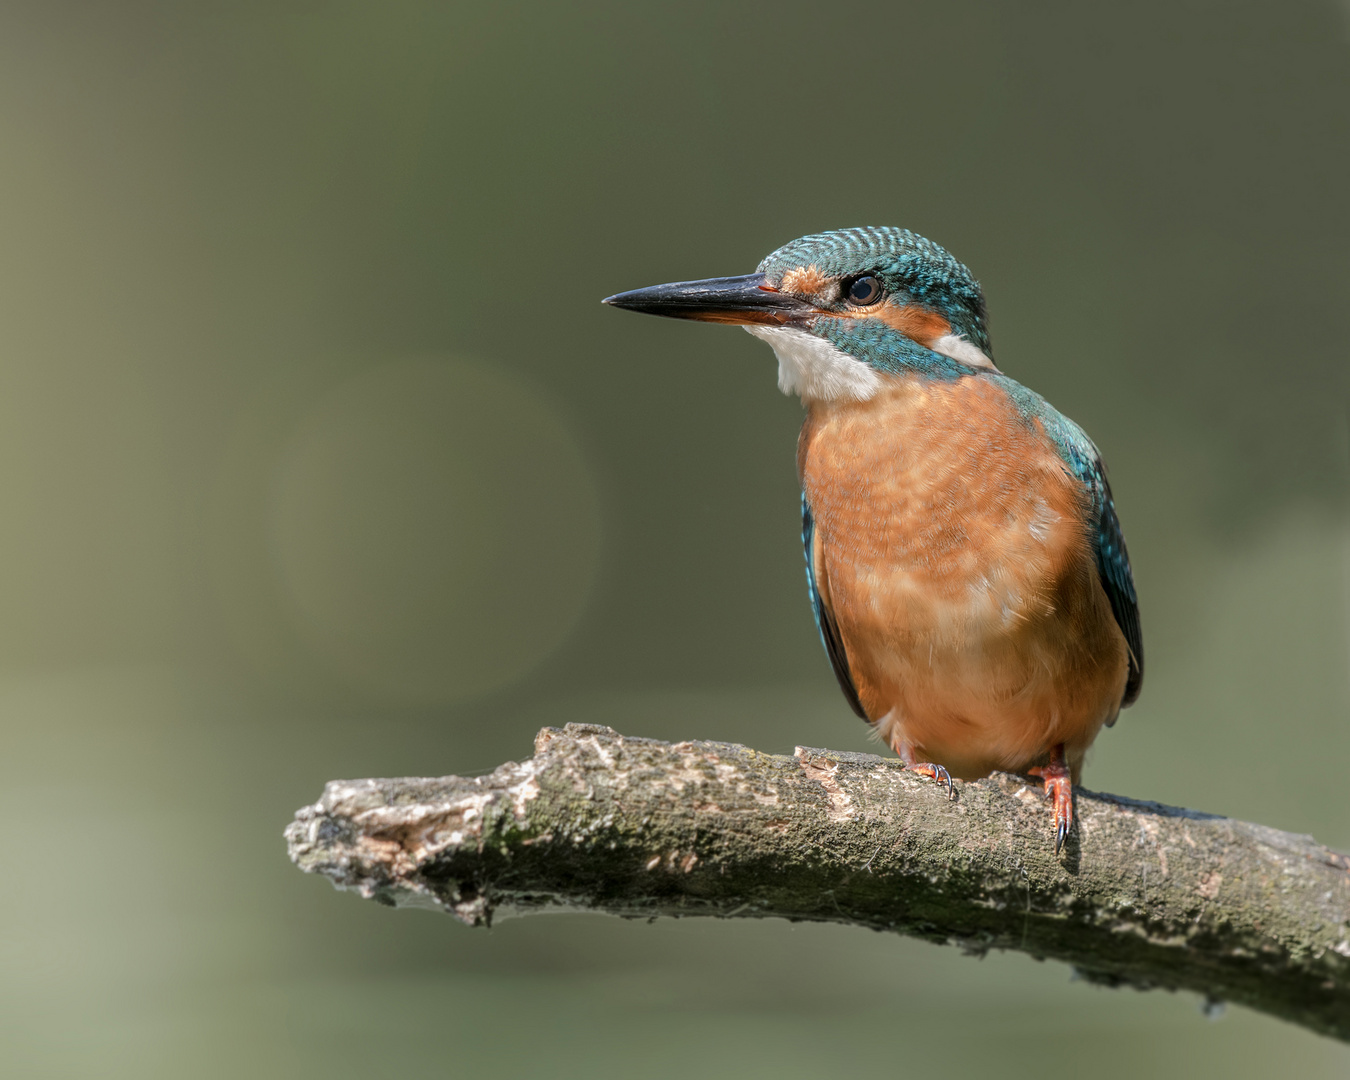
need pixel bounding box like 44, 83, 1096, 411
602, 273, 815, 325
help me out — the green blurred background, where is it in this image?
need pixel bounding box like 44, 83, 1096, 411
2, 1, 1349, 1076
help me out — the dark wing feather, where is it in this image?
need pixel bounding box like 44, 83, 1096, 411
1092, 470, 1143, 706
802, 493, 867, 719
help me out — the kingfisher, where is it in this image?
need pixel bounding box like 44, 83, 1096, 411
603, 227, 1142, 852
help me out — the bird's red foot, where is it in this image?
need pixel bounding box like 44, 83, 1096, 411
903, 761, 954, 799
1029, 744, 1073, 854
892, 742, 955, 799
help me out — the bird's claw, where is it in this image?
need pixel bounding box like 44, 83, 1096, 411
904, 761, 955, 799
1030, 747, 1074, 854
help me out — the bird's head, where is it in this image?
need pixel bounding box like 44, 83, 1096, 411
604, 227, 996, 404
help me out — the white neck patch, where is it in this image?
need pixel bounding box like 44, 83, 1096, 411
931, 332, 999, 372
744, 325, 882, 403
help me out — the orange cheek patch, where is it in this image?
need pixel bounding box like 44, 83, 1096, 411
776, 270, 955, 349
860, 302, 951, 346
779, 264, 832, 297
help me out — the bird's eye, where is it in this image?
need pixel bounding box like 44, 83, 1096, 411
846, 275, 883, 306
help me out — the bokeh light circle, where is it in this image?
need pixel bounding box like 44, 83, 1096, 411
268, 357, 601, 705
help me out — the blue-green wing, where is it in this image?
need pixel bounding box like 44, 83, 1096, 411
802, 494, 867, 719
1021, 389, 1144, 711
1090, 468, 1143, 706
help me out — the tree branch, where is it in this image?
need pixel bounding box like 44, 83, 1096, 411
285, 723, 1350, 1042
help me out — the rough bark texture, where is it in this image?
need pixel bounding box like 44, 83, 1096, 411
286, 724, 1350, 1041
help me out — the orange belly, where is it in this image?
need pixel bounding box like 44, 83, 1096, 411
800, 373, 1129, 781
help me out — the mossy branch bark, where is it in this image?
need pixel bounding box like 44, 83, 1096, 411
285, 724, 1350, 1041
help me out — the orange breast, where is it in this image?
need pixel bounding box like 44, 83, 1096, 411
800, 373, 1128, 781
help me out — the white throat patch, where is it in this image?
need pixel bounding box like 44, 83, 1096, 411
744, 325, 881, 403
744, 325, 999, 403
